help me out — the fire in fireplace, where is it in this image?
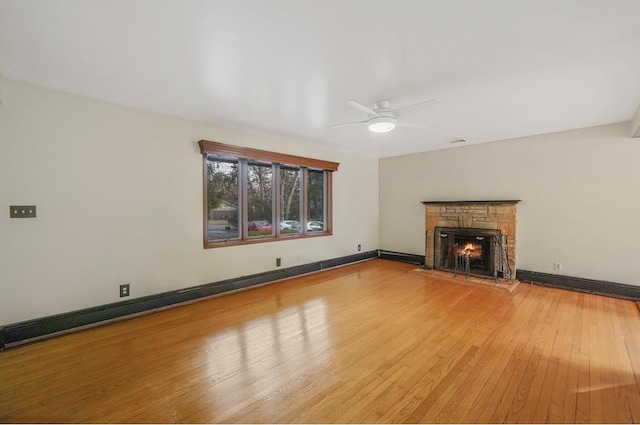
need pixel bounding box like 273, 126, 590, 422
435, 227, 501, 277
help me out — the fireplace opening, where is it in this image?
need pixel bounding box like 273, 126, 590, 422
435, 227, 501, 277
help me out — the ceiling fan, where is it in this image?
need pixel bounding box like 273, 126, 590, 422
324, 98, 440, 133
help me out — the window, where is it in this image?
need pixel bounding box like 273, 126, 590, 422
307, 169, 326, 233
247, 162, 274, 238
280, 166, 302, 235
205, 158, 240, 241
199, 140, 339, 248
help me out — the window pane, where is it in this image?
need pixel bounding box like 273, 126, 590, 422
207, 158, 239, 241
247, 163, 274, 237
280, 167, 302, 234
307, 169, 325, 233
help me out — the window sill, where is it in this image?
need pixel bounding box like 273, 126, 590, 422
204, 231, 332, 249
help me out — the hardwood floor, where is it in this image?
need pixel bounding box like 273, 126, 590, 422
1, 259, 640, 423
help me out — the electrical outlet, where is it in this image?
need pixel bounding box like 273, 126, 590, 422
554, 262, 563, 272
120, 284, 130, 297
276, 257, 281, 267
358, 244, 361, 252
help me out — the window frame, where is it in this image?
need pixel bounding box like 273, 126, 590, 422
199, 140, 339, 248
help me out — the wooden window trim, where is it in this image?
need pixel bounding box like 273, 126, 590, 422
201, 140, 338, 249
199, 140, 339, 171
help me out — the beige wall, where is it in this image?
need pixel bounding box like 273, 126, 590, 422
379, 122, 640, 286
4, 77, 636, 327
0, 80, 378, 325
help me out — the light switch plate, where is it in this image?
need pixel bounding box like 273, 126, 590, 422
10, 205, 36, 218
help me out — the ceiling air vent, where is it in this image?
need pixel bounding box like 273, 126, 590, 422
449, 137, 469, 144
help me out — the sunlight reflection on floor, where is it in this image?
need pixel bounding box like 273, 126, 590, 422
204, 298, 332, 396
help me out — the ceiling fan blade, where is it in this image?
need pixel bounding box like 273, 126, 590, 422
346, 100, 380, 117
395, 119, 431, 129
323, 120, 368, 130
394, 98, 440, 115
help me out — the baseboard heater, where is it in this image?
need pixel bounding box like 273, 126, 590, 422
377, 250, 425, 265
0, 250, 379, 350
3, 253, 637, 350
516, 269, 640, 301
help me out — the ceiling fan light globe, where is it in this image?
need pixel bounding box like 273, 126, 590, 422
368, 117, 397, 133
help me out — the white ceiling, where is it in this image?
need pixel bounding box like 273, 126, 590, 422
2, 0, 640, 158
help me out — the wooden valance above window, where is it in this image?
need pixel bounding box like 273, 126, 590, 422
198, 140, 340, 172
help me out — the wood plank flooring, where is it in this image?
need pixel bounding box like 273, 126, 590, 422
1, 259, 640, 423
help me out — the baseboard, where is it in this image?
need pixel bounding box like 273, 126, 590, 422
517, 269, 640, 300
377, 250, 425, 265
0, 250, 377, 350
5, 255, 634, 350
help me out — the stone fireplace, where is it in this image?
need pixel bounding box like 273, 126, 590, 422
423, 201, 520, 281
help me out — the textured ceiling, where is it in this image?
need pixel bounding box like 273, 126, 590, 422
1, 0, 639, 157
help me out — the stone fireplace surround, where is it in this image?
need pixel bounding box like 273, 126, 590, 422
423, 200, 520, 279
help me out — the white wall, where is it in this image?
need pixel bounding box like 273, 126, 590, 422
379, 122, 640, 286
0, 80, 378, 325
